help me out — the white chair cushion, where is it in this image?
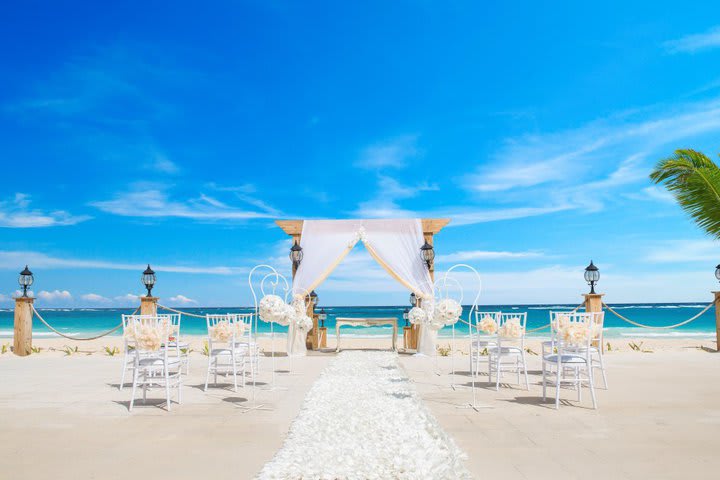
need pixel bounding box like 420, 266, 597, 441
544, 354, 587, 364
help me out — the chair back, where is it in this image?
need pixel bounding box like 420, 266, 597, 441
497, 312, 528, 348
589, 311, 605, 347
555, 312, 595, 356
206, 314, 238, 349
131, 316, 172, 357
474, 311, 501, 340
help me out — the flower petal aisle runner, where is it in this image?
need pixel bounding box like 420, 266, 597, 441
257, 351, 471, 480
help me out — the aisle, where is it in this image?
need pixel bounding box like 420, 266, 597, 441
256, 351, 471, 479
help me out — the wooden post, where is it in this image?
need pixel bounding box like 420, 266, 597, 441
13, 296, 34, 356
584, 293, 605, 352
713, 291, 720, 352
140, 296, 158, 316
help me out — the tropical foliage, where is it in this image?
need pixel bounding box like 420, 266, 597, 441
650, 149, 720, 238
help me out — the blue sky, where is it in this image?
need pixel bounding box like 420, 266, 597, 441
3, 2, 720, 307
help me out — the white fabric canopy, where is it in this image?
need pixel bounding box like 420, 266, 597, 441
290, 219, 436, 356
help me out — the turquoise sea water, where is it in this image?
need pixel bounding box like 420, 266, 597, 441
0, 303, 716, 340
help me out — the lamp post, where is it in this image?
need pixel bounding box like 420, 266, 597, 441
403, 307, 409, 327
584, 260, 600, 294
14, 266, 35, 356
142, 265, 156, 298
319, 307, 327, 328
290, 240, 303, 271
420, 240, 435, 270
140, 265, 158, 316
310, 290, 318, 306
409, 292, 417, 308
19, 265, 34, 297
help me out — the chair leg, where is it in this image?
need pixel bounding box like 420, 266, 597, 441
165, 369, 172, 412
120, 352, 128, 391
129, 368, 139, 412
495, 356, 501, 391
231, 352, 238, 392
576, 367, 581, 402
204, 355, 212, 392
598, 352, 608, 389
521, 351, 529, 390
588, 363, 597, 409
542, 361, 547, 400
555, 364, 561, 410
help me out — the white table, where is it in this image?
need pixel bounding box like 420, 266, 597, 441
335, 317, 398, 352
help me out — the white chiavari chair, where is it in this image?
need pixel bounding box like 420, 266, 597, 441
204, 314, 246, 392
470, 311, 500, 377
542, 312, 598, 409
119, 314, 139, 391
489, 312, 530, 391
589, 311, 608, 389
129, 316, 182, 412
161, 313, 190, 374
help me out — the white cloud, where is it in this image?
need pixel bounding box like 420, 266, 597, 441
114, 293, 140, 305
37, 290, 73, 302
355, 135, 420, 170
625, 186, 676, 204
645, 239, 720, 263
167, 294, 198, 305
0, 193, 90, 228
354, 176, 437, 218
91, 184, 278, 221
438, 250, 543, 263
80, 293, 111, 303
148, 153, 179, 174
664, 26, 720, 54
0, 250, 246, 275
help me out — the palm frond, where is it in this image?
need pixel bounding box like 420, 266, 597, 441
650, 149, 720, 239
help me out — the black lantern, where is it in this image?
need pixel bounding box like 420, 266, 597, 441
319, 307, 327, 328
402, 307, 409, 327
420, 240, 435, 269
584, 260, 600, 294
141, 264, 156, 297
290, 240, 303, 269
18, 265, 34, 297
715, 264, 720, 283
409, 292, 417, 307
310, 290, 318, 305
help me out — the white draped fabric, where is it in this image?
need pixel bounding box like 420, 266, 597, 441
290, 219, 436, 356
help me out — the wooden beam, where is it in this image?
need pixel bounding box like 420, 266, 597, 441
421, 218, 451, 235
275, 219, 451, 236
275, 220, 304, 236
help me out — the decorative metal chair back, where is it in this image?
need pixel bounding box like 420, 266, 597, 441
206, 314, 238, 349
555, 311, 595, 355
474, 311, 501, 339
497, 312, 528, 347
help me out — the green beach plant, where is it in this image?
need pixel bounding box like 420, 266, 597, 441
650, 149, 720, 238
1, 343, 9, 354
103, 346, 120, 356
437, 345, 451, 356
31, 346, 42, 354
62, 345, 79, 356
202, 341, 209, 356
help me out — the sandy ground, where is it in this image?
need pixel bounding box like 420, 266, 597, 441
1, 335, 719, 479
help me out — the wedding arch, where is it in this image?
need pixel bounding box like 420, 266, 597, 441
275, 218, 450, 354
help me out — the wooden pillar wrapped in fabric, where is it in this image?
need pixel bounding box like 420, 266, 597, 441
140, 296, 158, 316
13, 296, 34, 356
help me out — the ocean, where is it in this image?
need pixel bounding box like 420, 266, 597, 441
0, 303, 716, 340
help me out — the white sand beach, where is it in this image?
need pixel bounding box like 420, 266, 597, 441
1, 336, 719, 479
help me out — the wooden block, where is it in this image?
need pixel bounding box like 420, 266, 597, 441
13, 297, 34, 356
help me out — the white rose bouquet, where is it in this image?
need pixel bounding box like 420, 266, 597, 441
434, 298, 462, 326
408, 307, 427, 325
478, 315, 498, 334
259, 295, 292, 326
210, 320, 234, 342
295, 314, 314, 332
498, 318, 524, 339
559, 322, 590, 346
135, 324, 162, 351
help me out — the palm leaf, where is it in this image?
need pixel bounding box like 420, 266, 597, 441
650, 149, 720, 238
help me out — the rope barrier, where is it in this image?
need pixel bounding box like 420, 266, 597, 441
31, 304, 132, 341
157, 304, 207, 318
602, 302, 713, 329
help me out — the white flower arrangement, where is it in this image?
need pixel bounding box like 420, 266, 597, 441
408, 307, 427, 325
559, 322, 590, 346
135, 324, 162, 351
259, 294, 292, 326
498, 318, 524, 339
434, 298, 462, 326
295, 314, 314, 332
478, 315, 498, 334
209, 320, 234, 342
235, 321, 247, 337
